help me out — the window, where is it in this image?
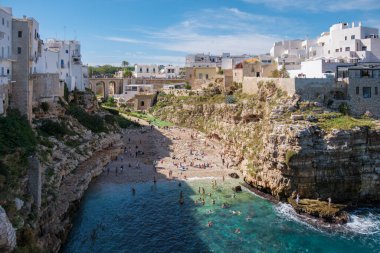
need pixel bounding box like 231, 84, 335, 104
17, 47, 21, 54
351, 35, 355, 40
61, 59, 64, 68
362, 46, 367, 51
205, 74, 209, 79
18, 31, 22, 38
340, 48, 342, 52
363, 87, 371, 98
2, 18, 4, 25
376, 87, 378, 95
256, 72, 260, 77
146, 68, 149, 73
140, 101, 145, 107
356, 87, 359, 95
139, 68, 142, 73
328, 50, 330, 54
345, 47, 350, 51
335, 49, 339, 52
65, 50, 69, 54
345, 36, 347, 40
153, 68, 156, 73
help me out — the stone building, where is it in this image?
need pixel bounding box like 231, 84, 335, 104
11, 16, 41, 121
0, 7, 12, 115
337, 63, 380, 115
185, 67, 218, 88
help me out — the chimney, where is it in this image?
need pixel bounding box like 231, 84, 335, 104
359, 21, 362, 27
352, 21, 355, 28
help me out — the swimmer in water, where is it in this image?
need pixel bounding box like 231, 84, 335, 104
212, 199, 216, 205
207, 221, 213, 227
235, 228, 241, 234
202, 199, 205, 205
245, 216, 252, 221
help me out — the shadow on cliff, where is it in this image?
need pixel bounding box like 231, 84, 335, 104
62, 125, 210, 252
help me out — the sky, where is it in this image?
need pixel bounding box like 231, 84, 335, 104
2, 0, 380, 66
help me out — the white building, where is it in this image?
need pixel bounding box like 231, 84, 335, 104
36, 39, 85, 91
311, 22, 380, 63
221, 53, 254, 70
0, 6, 12, 114
134, 64, 161, 78
185, 53, 222, 68
114, 84, 154, 102
270, 39, 310, 70
162, 65, 180, 78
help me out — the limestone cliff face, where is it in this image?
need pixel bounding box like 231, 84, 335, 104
152, 92, 380, 204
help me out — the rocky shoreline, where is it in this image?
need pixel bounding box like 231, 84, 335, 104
39, 134, 124, 252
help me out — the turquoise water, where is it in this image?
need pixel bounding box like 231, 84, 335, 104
63, 179, 380, 253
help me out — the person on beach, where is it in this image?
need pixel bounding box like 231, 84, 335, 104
328, 197, 332, 206
153, 176, 156, 184
296, 194, 300, 205
179, 191, 184, 205
132, 188, 136, 195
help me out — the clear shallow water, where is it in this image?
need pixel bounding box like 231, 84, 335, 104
63, 179, 380, 253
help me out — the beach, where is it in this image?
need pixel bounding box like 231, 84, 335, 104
97, 119, 238, 184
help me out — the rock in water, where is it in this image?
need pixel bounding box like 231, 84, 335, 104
232, 186, 242, 192
0, 206, 16, 252
229, 173, 240, 179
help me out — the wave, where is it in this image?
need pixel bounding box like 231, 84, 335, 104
345, 209, 380, 235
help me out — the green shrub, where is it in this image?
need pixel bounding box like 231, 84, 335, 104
104, 107, 119, 115
67, 105, 107, 133
103, 97, 117, 107
38, 120, 70, 138
64, 83, 69, 102
40, 102, 50, 112
285, 150, 297, 166
0, 110, 37, 156
225, 95, 236, 104
338, 102, 350, 115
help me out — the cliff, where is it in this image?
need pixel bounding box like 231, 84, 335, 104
0, 91, 137, 252
151, 85, 380, 205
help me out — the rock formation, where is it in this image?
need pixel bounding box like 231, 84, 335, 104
0, 206, 16, 252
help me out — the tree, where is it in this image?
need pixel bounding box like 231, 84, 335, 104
123, 69, 133, 78
271, 69, 280, 78
122, 61, 129, 68
279, 64, 289, 78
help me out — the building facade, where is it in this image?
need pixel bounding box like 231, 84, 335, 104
0, 7, 12, 115
11, 16, 41, 121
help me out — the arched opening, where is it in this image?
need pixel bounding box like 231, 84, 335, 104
109, 81, 116, 95
96, 81, 106, 99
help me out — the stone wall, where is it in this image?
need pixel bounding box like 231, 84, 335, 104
28, 156, 41, 210
347, 78, 380, 116
31, 73, 63, 105
243, 77, 337, 101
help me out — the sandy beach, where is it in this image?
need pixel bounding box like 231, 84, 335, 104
97, 118, 238, 184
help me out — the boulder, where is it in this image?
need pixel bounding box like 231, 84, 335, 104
0, 206, 16, 252
228, 173, 240, 179
14, 198, 24, 211
232, 186, 242, 192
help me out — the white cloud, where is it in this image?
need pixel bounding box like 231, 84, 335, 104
103, 36, 151, 44
243, 0, 380, 11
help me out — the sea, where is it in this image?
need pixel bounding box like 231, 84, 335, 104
62, 178, 380, 253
